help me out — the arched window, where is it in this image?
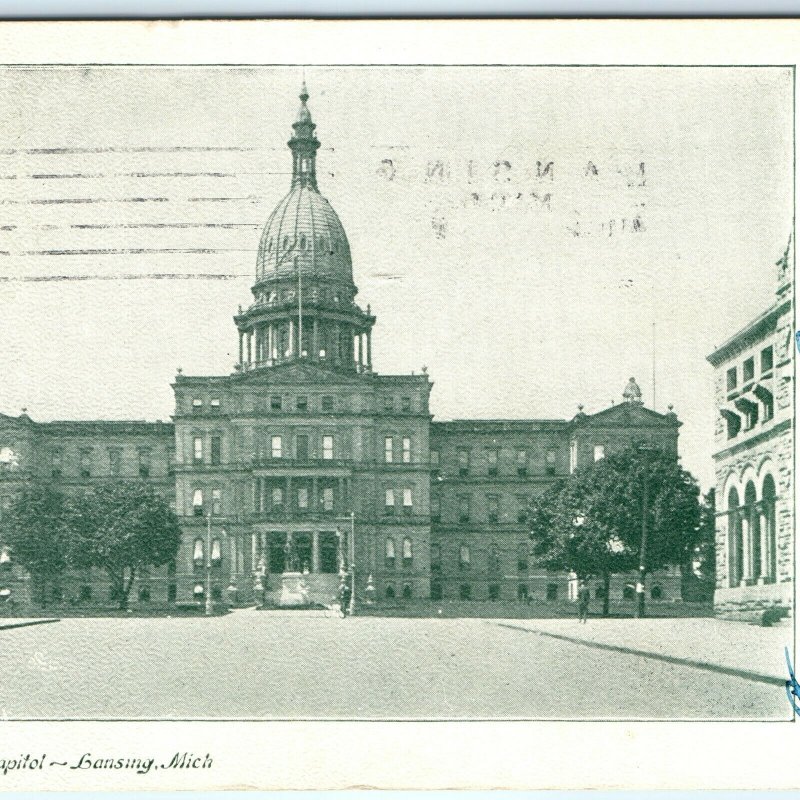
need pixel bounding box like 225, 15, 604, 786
193, 538, 204, 563
268, 238, 273, 252
385, 537, 396, 569
762, 474, 777, 580
459, 545, 470, 571
727, 486, 742, 587
0, 545, 11, 566
402, 537, 413, 566
650, 585, 663, 600
385, 585, 396, 599
193, 583, 204, 597
211, 538, 222, 566
318, 236, 325, 251
488, 543, 500, 574
402, 583, 413, 600
283, 235, 289, 250
300, 234, 307, 250
517, 542, 528, 573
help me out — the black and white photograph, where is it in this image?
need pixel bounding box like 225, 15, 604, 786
0, 23, 795, 757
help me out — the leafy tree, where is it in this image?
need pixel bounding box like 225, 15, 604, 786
4, 484, 71, 607
529, 444, 703, 616
68, 482, 181, 610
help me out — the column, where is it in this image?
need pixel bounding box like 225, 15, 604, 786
289, 319, 295, 357
312, 531, 320, 573
759, 503, 769, 582
251, 479, 257, 512
337, 477, 344, 514
366, 329, 372, 371
238, 331, 244, 366
251, 533, 257, 572
246, 330, 252, 366
312, 317, 319, 359
229, 535, 236, 580
268, 324, 274, 364
741, 510, 751, 584
312, 477, 318, 513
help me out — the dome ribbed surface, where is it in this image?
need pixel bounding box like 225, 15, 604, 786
255, 186, 352, 284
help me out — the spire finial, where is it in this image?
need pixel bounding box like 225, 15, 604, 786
300, 80, 309, 103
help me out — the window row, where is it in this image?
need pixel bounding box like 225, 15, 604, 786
429, 542, 532, 574
430, 447, 558, 476
191, 488, 223, 516
252, 432, 337, 461
384, 435, 413, 463
192, 536, 224, 567
264, 233, 343, 254
430, 494, 531, 525
384, 536, 414, 568
49, 446, 157, 478
726, 345, 774, 393
190, 394, 420, 415
253, 482, 340, 514
383, 487, 416, 514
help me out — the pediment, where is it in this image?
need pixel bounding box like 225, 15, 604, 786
575, 402, 678, 429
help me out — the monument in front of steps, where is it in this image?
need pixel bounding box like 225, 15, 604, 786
278, 534, 311, 607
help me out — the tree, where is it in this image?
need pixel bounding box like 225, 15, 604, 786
4, 484, 71, 607
68, 482, 181, 610
529, 445, 703, 616
529, 475, 636, 616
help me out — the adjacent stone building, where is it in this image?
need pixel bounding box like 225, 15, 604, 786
0, 85, 688, 609
707, 239, 794, 619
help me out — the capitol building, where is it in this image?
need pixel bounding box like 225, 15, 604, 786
0, 85, 684, 609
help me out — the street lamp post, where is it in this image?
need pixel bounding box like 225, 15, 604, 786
348, 511, 356, 616
636, 444, 658, 619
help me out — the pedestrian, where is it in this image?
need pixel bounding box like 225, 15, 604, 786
577, 579, 590, 623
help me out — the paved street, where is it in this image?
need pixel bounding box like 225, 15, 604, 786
0, 609, 790, 720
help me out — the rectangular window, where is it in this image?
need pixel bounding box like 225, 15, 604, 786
296, 433, 309, 461
210, 436, 222, 466
271, 487, 284, 510
516, 494, 528, 524
296, 395, 308, 412
192, 398, 203, 413
50, 448, 62, 477
761, 345, 774, 373
211, 538, 222, 565
137, 448, 151, 478
487, 449, 498, 476
569, 440, 578, 474
516, 449, 527, 477
211, 488, 222, 516
210, 397, 221, 413
458, 448, 470, 477
487, 495, 499, 523
593, 444, 605, 462
384, 488, 395, 514
193, 436, 203, 462
431, 496, 441, 523
192, 489, 204, 516
727, 366, 738, 392
79, 448, 92, 478
403, 488, 413, 514
384, 436, 394, 463
270, 395, 282, 411
322, 435, 334, 460
546, 449, 556, 475
322, 486, 334, 512
271, 435, 282, 459
321, 395, 334, 412
743, 357, 755, 384
401, 396, 411, 412
458, 495, 470, 523
459, 545, 471, 571
430, 449, 440, 468
108, 448, 122, 476
297, 487, 309, 509
402, 437, 411, 463
383, 396, 393, 412
385, 537, 396, 569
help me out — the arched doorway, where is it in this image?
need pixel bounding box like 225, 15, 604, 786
727, 486, 742, 587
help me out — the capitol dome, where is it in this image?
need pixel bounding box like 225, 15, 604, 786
253, 82, 353, 289
255, 185, 352, 284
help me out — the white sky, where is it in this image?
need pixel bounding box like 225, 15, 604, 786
0, 66, 792, 489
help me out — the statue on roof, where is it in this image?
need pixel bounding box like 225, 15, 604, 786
623, 377, 643, 405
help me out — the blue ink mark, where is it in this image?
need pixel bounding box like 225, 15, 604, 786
784, 647, 800, 716
795, 331, 800, 354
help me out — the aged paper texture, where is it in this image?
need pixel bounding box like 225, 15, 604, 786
0, 18, 797, 790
